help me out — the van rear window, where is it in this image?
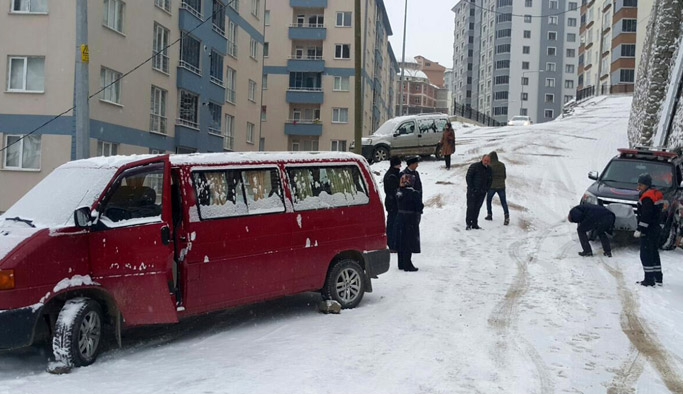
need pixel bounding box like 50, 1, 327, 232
192, 168, 285, 219
286, 165, 369, 210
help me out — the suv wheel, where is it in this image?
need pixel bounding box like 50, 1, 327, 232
372, 147, 389, 163
660, 215, 678, 250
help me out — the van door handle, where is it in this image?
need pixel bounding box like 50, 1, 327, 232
161, 225, 170, 245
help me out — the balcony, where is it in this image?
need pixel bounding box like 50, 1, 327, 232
290, 0, 327, 7
286, 88, 324, 104
289, 24, 327, 40
287, 57, 325, 72
284, 120, 323, 136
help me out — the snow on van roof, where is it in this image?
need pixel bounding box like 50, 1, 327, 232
169, 151, 365, 166
59, 154, 161, 169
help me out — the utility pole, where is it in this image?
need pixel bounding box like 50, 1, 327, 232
74, 0, 90, 160
353, 0, 362, 154
398, 0, 408, 116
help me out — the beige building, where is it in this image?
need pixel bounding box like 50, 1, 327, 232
0, 0, 265, 212
261, 0, 399, 152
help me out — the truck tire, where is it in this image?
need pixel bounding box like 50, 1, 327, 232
52, 298, 104, 368
660, 216, 678, 250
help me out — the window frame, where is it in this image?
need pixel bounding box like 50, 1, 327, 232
103, 0, 126, 34
3, 134, 41, 170
7, 56, 45, 93
334, 44, 351, 59
100, 66, 123, 105
150, 85, 168, 134
10, 0, 48, 14
336, 11, 352, 27
332, 107, 349, 123
153, 23, 170, 74
285, 163, 370, 211
333, 76, 350, 91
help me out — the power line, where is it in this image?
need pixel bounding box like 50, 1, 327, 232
459, 1, 579, 18
0, 0, 234, 155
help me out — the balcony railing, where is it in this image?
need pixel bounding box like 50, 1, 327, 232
290, 55, 323, 60
212, 23, 226, 37
180, 1, 202, 19
290, 23, 325, 28
288, 86, 323, 91
179, 60, 201, 75
210, 75, 224, 87
208, 127, 222, 136
287, 118, 320, 124
176, 118, 199, 129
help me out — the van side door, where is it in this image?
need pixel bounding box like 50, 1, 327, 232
391, 120, 418, 155
88, 160, 178, 325
418, 118, 447, 153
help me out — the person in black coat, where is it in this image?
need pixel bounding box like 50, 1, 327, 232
465, 154, 492, 229
383, 157, 402, 250
400, 156, 422, 193
568, 204, 615, 257
394, 174, 423, 272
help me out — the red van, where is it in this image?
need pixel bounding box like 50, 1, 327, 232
0, 152, 389, 369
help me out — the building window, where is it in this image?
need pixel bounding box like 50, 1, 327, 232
493, 106, 508, 116
228, 0, 238, 12
494, 91, 508, 100
153, 23, 170, 73
178, 90, 199, 128
7, 56, 44, 92
525, 0, 532, 6
335, 44, 351, 59
97, 141, 118, 157
523, 30, 531, 38
567, 33, 576, 42
150, 86, 167, 134
494, 75, 509, 85
3, 134, 40, 169
263, 42, 269, 57
103, 0, 125, 33
100, 67, 122, 104
180, 33, 201, 74
523, 46, 530, 54
155, 0, 171, 12
548, 16, 558, 25
522, 61, 530, 70
548, 31, 557, 41
495, 60, 510, 69
208, 102, 222, 134
523, 15, 532, 23
496, 44, 511, 54
547, 47, 557, 56
496, 29, 511, 38
521, 77, 529, 86
248, 79, 257, 102
224, 114, 234, 150
331, 140, 347, 151
564, 95, 574, 103
212, 0, 225, 33
546, 62, 556, 72
250, 38, 259, 59
334, 76, 350, 91
545, 78, 556, 87
544, 109, 554, 118
545, 94, 554, 103
620, 69, 635, 82
336, 11, 352, 27
262, 74, 268, 90
564, 80, 574, 88
332, 108, 349, 123
226, 67, 236, 103
264, 10, 270, 25
624, 0, 637, 5
251, 0, 260, 18
568, 1, 578, 10
622, 19, 637, 32
567, 48, 576, 58
246, 122, 255, 144
209, 51, 224, 86
568, 18, 577, 27
521, 92, 528, 101
621, 44, 636, 57
261, 105, 267, 121
550, 0, 558, 9
566, 64, 575, 73
227, 21, 238, 57
11, 0, 47, 13
496, 13, 512, 22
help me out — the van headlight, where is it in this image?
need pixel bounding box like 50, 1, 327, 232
581, 191, 598, 205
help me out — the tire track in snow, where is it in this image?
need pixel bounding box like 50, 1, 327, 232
598, 256, 683, 393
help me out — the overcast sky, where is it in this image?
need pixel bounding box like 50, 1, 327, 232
385, 0, 456, 69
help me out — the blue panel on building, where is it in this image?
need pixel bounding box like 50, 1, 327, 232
290, 0, 328, 8
289, 26, 326, 41
287, 59, 325, 73
177, 66, 204, 93
175, 125, 201, 150
284, 123, 323, 136
178, 8, 202, 33
286, 90, 324, 104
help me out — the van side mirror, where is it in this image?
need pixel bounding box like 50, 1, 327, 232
588, 171, 598, 180
74, 207, 92, 228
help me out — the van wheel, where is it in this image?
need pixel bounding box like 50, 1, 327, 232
52, 298, 103, 368
372, 147, 389, 163
322, 259, 365, 309
434, 144, 444, 160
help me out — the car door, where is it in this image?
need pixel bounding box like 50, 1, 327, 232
391, 120, 419, 155
418, 118, 446, 153
88, 159, 178, 325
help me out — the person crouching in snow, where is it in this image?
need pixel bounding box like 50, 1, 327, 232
568, 204, 615, 257
394, 174, 423, 272
634, 173, 663, 287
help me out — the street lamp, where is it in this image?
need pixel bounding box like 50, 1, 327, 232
520, 70, 544, 118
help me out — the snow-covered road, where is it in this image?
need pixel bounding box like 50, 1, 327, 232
2, 95, 683, 393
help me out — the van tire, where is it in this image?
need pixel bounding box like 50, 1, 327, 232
434, 144, 444, 160
52, 298, 104, 368
372, 147, 389, 163
322, 259, 365, 309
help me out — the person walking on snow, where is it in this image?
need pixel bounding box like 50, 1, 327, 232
383, 157, 402, 250
394, 174, 423, 272
440, 123, 456, 170
634, 173, 663, 287
465, 154, 492, 230
567, 204, 615, 257
484, 151, 510, 225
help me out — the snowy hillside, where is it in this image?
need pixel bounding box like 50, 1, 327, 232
3, 96, 683, 393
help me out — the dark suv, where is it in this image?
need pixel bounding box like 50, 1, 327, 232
581, 147, 683, 249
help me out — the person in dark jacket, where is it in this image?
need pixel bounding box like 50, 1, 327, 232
465, 154, 492, 230
401, 156, 422, 192
634, 173, 664, 286
568, 204, 615, 257
394, 174, 423, 271
485, 151, 509, 225
383, 157, 402, 250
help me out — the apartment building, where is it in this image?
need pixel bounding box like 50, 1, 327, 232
0, 0, 265, 212
577, 0, 654, 95
262, 0, 399, 152
451, 0, 580, 124
396, 58, 449, 114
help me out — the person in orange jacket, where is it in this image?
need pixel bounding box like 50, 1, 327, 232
633, 173, 664, 286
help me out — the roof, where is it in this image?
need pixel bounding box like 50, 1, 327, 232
169, 151, 365, 166
399, 68, 429, 80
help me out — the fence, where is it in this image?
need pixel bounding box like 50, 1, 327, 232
452, 101, 505, 127
576, 84, 634, 102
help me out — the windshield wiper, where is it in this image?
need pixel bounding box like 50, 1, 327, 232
5, 217, 36, 228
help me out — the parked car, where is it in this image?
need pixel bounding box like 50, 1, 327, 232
352, 113, 451, 163
581, 147, 683, 249
507, 115, 532, 126
0, 152, 389, 369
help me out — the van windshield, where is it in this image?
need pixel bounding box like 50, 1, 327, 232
0, 166, 117, 228
373, 119, 401, 136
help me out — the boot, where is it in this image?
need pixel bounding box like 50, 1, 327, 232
504, 214, 509, 226
637, 272, 655, 286
578, 251, 593, 257
484, 214, 492, 221
603, 251, 612, 258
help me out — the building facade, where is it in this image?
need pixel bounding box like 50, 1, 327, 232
0, 0, 265, 212
261, 0, 399, 152
577, 0, 655, 96
452, 0, 580, 124
396, 65, 442, 114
